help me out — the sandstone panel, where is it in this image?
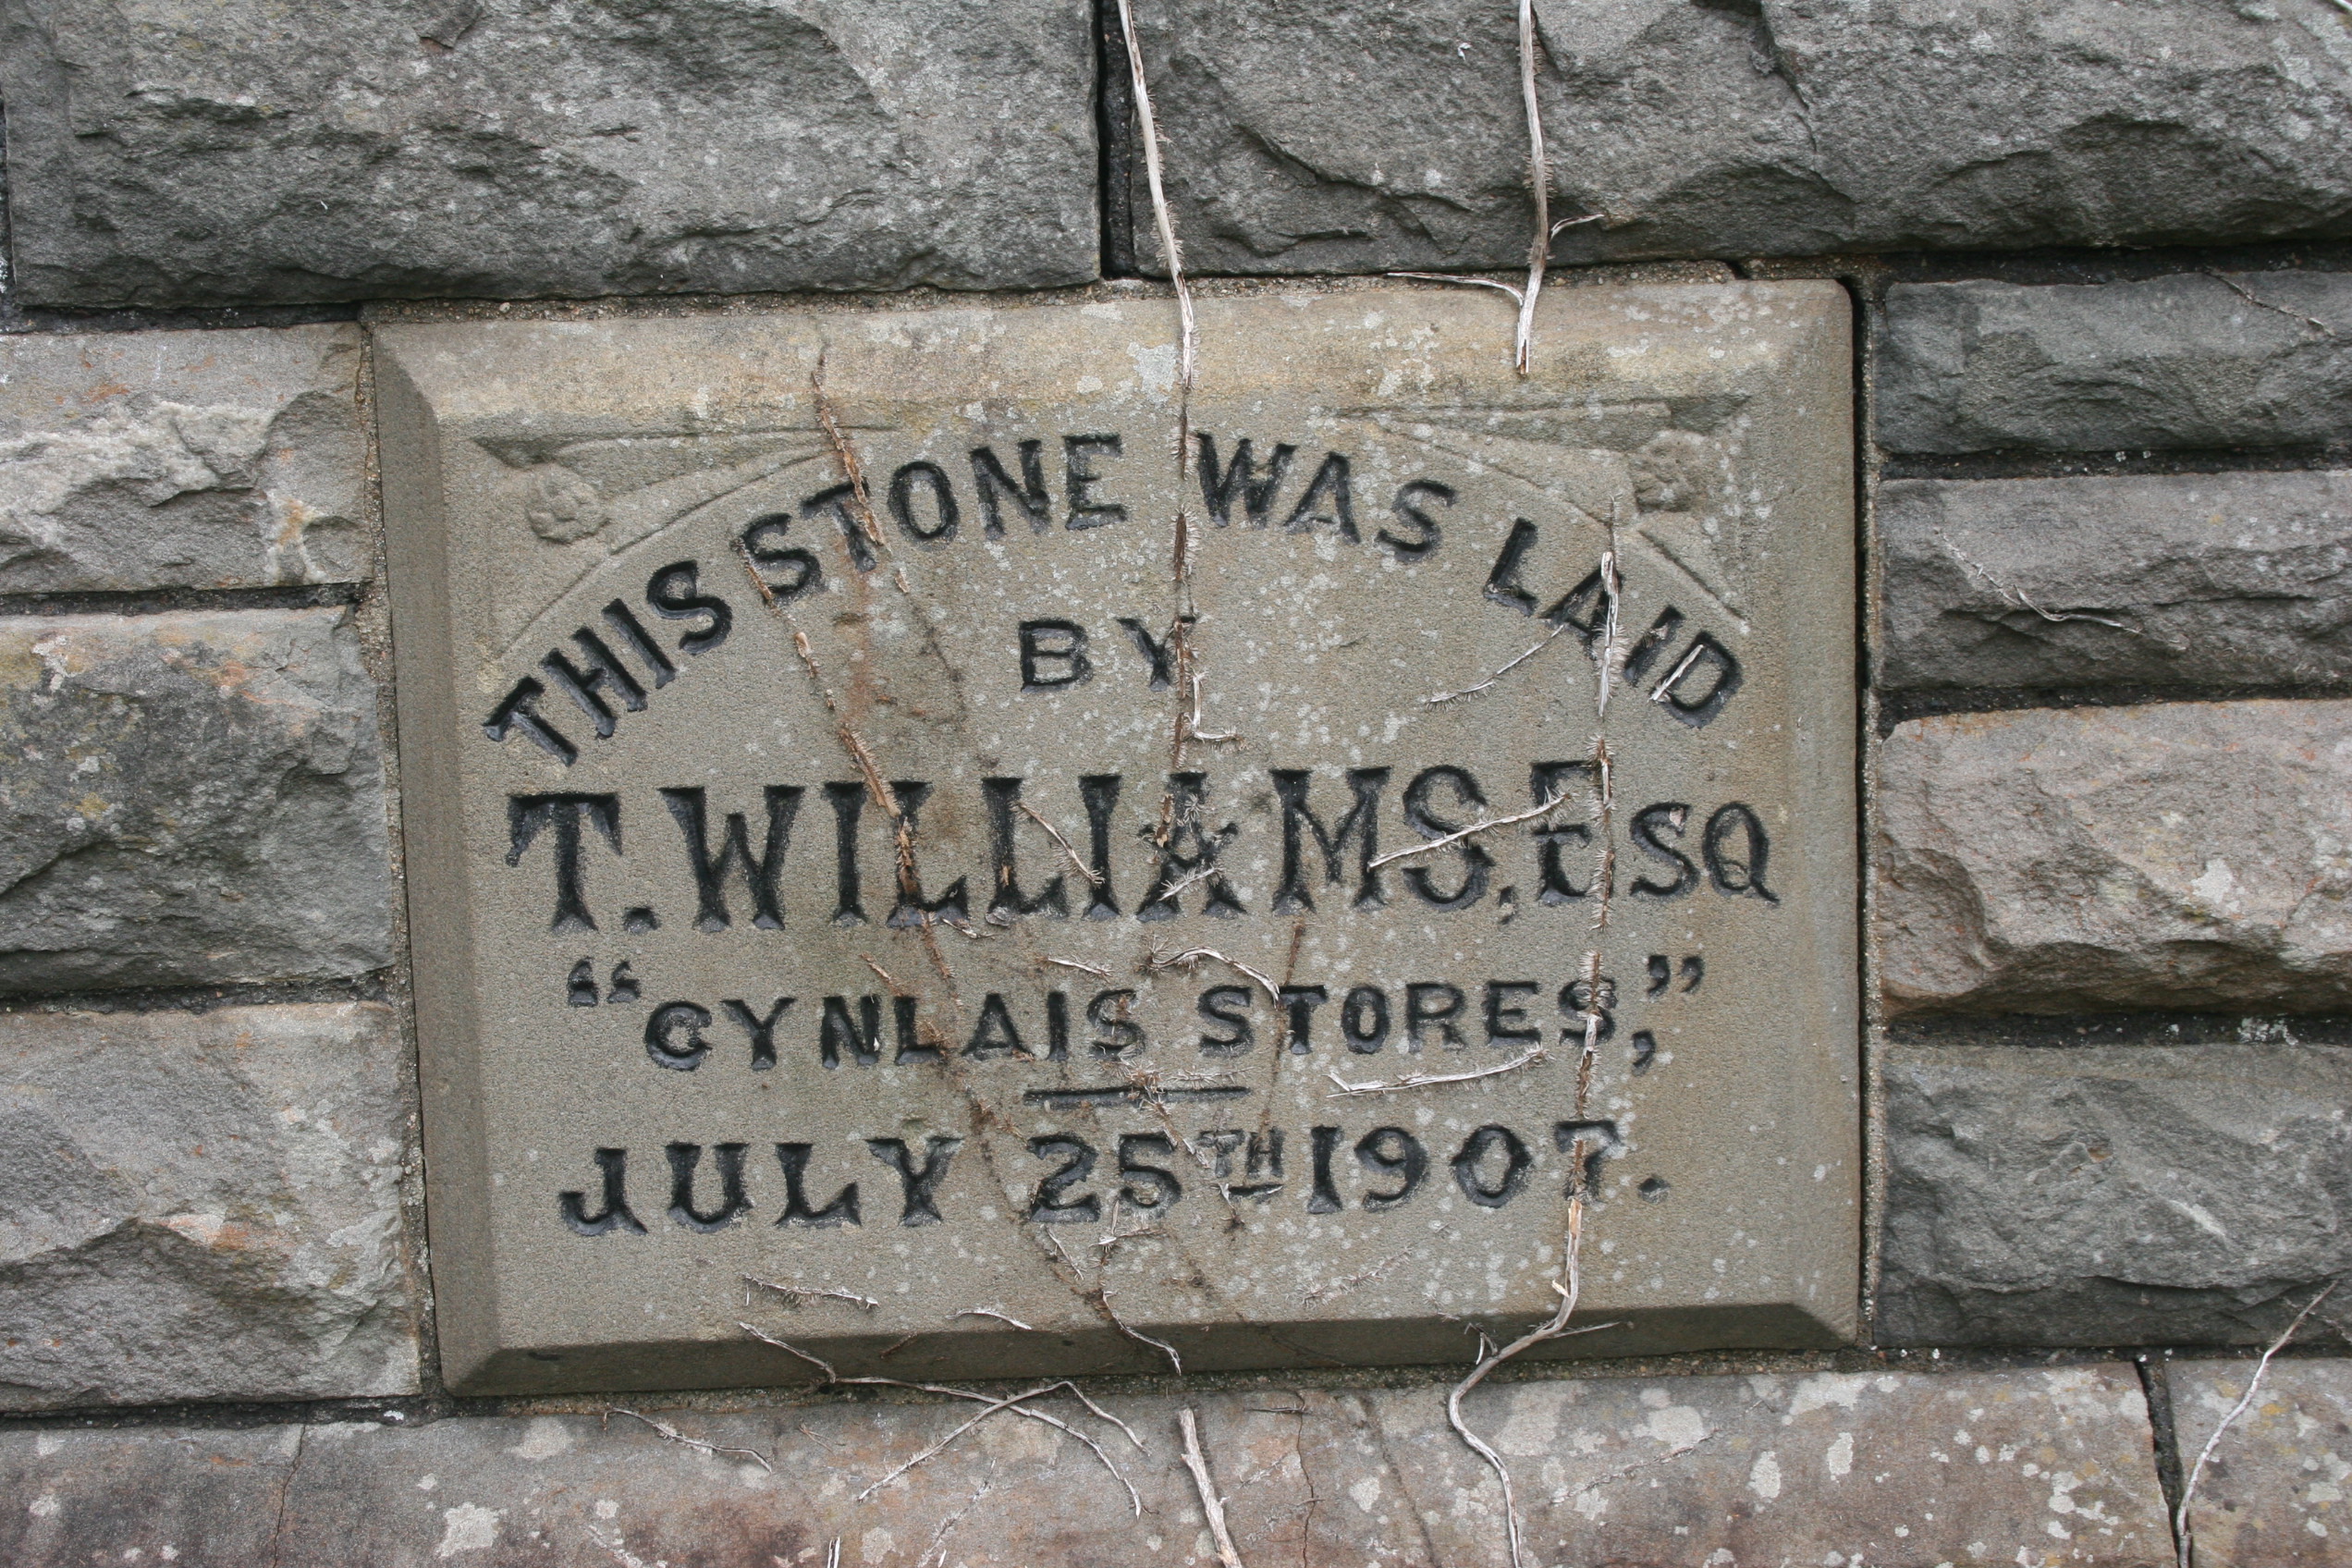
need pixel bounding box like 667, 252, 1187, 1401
2174, 1356, 2352, 1564
375, 280, 1860, 1391
0, 1366, 2168, 1564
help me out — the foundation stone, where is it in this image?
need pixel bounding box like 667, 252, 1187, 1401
374, 280, 1858, 1393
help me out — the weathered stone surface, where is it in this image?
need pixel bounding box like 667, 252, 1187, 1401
1880, 274, 2352, 456
1876, 700, 2352, 1015
0, 1001, 418, 1409
1880, 470, 2352, 694
0, 325, 369, 592
0, 607, 392, 991
2174, 1355, 2352, 1564
0, 1365, 2168, 1564
1121, 0, 2352, 276
1880, 1026, 2352, 1348
377, 281, 1859, 1392
0, 0, 1096, 308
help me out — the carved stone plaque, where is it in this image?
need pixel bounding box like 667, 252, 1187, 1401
377, 282, 1857, 1394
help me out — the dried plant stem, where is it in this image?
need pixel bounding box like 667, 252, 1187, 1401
1513, 0, 1549, 376
1046, 956, 1115, 981
606, 1408, 775, 1472
2175, 1282, 2338, 1568
744, 1277, 879, 1312
1180, 1409, 1249, 1568
1116, 0, 1196, 395
1444, 959, 1621, 1568
1366, 794, 1568, 871
1148, 945, 1282, 1005
737, 1324, 1144, 1513
811, 360, 883, 555
1097, 1286, 1184, 1373
949, 1307, 1035, 1331
1427, 619, 1571, 704
1325, 1045, 1546, 1096
1301, 1247, 1410, 1304
856, 1385, 1058, 1501
1020, 798, 1103, 887
1388, 271, 1523, 303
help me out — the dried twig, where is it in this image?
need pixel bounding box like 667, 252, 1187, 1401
1181, 668, 1240, 745
2175, 1282, 2339, 1568
1046, 956, 1115, 981
1513, 0, 1549, 377
1366, 795, 1570, 871
1325, 1046, 1547, 1096
811, 360, 884, 555
738, 1325, 1145, 1514
1301, 1247, 1411, 1305
1937, 529, 2138, 634
826, 1538, 841, 1568
949, 1307, 1035, 1331
1427, 619, 1571, 704
1591, 550, 1623, 716
1116, 0, 1195, 393
745, 1277, 880, 1312
1148, 946, 1282, 1005
1098, 1287, 1183, 1374
1180, 1409, 1249, 1568
606, 1408, 775, 1472
1020, 798, 1104, 887
1443, 952, 1623, 1568
2211, 271, 2342, 338
861, 956, 907, 992
856, 1385, 1059, 1501
1388, 272, 1523, 305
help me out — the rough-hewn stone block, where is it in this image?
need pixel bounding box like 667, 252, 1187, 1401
0, 1365, 2167, 1563
0, 607, 392, 991
0, 325, 368, 592
1880, 275, 2352, 456
0, 0, 1096, 308
0, 1001, 418, 1409
1880, 1026, 2352, 1348
1876, 700, 2352, 1014
1880, 471, 2352, 694
2174, 1355, 2352, 1564
1120, 1, 2352, 276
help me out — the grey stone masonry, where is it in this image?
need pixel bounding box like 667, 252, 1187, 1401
0, 607, 392, 992
0, 326, 369, 592
0, 0, 1097, 308
2174, 1356, 2352, 1563
1875, 700, 2352, 1015
0, 1365, 2167, 1563
1880, 1024, 2352, 1348
1880, 274, 2352, 456
1121, 0, 2352, 276
0, 1001, 418, 1409
1880, 470, 2352, 694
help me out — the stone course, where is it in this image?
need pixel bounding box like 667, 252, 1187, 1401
0, 325, 370, 592
0, 0, 1097, 308
1875, 699, 2352, 1015
0, 607, 392, 992
0, 1001, 417, 1409
0, 1364, 2166, 1565
1121, 0, 2352, 276
1879, 470, 2352, 695
2174, 1355, 2352, 1564
1880, 1025, 2352, 1348
1879, 274, 2352, 457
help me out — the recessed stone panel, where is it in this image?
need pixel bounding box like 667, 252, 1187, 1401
375, 282, 1857, 1394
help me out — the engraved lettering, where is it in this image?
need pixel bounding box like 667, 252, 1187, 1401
1452, 1125, 1532, 1208
1379, 479, 1452, 559
1019, 619, 1092, 692
644, 1000, 713, 1072
741, 515, 821, 602
1197, 984, 1255, 1057
1402, 766, 1491, 910
1354, 1127, 1427, 1210
1271, 766, 1389, 913
887, 460, 961, 543
643, 560, 733, 654
1282, 451, 1357, 540
1026, 1135, 1101, 1222
507, 793, 621, 932
558, 1148, 645, 1236
660, 785, 802, 931
1063, 435, 1124, 530
776, 1144, 861, 1228
867, 1136, 962, 1226
1703, 802, 1777, 902
665, 1142, 751, 1231
971, 442, 1052, 535
1195, 434, 1295, 528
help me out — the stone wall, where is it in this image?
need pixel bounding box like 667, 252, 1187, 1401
4, 2, 2351, 1562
